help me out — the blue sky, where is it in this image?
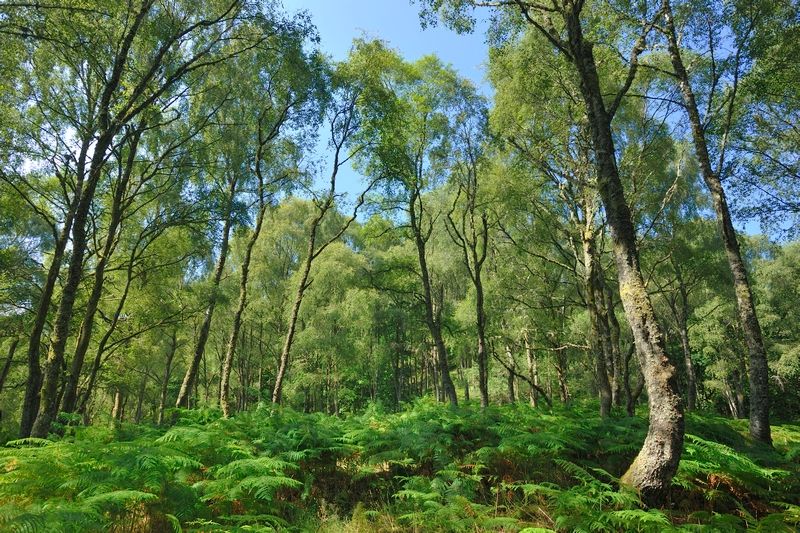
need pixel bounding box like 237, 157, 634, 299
281, 0, 491, 92
279, 1, 764, 235
280, 1, 493, 202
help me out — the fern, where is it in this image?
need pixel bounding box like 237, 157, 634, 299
1, 401, 798, 531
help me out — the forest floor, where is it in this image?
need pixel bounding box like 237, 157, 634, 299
0, 399, 799, 532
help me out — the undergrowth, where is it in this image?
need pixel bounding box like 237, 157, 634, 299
1, 400, 798, 532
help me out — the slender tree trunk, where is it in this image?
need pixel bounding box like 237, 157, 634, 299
176, 178, 236, 409
19, 133, 92, 438
431, 348, 441, 400
392, 338, 402, 408
134, 375, 146, 423
1, 338, 19, 422
627, 373, 646, 417
220, 201, 267, 416
0, 338, 19, 396
662, 0, 769, 444
674, 279, 697, 411
271, 227, 315, 405
76, 217, 154, 415
524, 331, 539, 408
158, 329, 178, 425
679, 320, 697, 411
410, 190, 457, 405
555, 355, 570, 404
583, 232, 613, 417
461, 356, 470, 402
475, 276, 490, 407
725, 383, 743, 419
622, 344, 641, 416
447, 199, 490, 407
20, 236, 67, 436
733, 366, 747, 419
31, 131, 117, 438
61, 136, 138, 415
504, 344, 517, 403
563, 8, 684, 503
601, 278, 623, 407
111, 389, 125, 422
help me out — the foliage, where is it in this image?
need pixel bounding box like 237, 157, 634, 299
1, 402, 798, 531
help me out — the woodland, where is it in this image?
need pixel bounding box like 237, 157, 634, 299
0, 0, 799, 531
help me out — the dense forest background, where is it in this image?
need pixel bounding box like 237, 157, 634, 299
0, 0, 799, 530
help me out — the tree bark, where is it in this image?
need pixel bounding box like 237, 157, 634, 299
158, 329, 178, 425
475, 274, 490, 408
111, 389, 125, 422
504, 344, 516, 403
524, 331, 539, 408
583, 229, 613, 417
19, 190, 80, 437
75, 245, 140, 415
134, 374, 147, 423
555, 354, 570, 404
60, 131, 140, 415
445, 179, 490, 408
410, 188, 457, 405
220, 200, 267, 416
673, 274, 698, 411
601, 277, 623, 407
175, 177, 237, 409
560, 5, 684, 503
662, 0, 770, 444
271, 217, 316, 405
31, 131, 118, 438
0, 338, 19, 396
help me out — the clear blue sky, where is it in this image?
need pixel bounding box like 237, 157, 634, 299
280, 0, 492, 203
281, 0, 491, 93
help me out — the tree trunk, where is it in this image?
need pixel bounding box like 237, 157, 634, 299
601, 277, 623, 407
524, 331, 539, 408
60, 134, 138, 415
20, 215, 74, 437
662, 0, 770, 444
134, 374, 147, 423
475, 276, 490, 408
158, 329, 178, 425
31, 130, 117, 438
19, 136, 91, 437
563, 7, 684, 503
675, 281, 697, 411
583, 230, 613, 417
555, 355, 570, 404
271, 227, 315, 405
446, 195, 490, 407
175, 177, 237, 409
111, 389, 124, 422
0, 338, 19, 396
504, 344, 516, 403
220, 200, 267, 417
410, 189, 457, 405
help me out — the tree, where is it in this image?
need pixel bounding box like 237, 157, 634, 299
418, 0, 685, 502
660, 0, 772, 444
270, 61, 375, 405
217, 16, 320, 417
443, 80, 492, 407
353, 44, 480, 406
3, 0, 262, 438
